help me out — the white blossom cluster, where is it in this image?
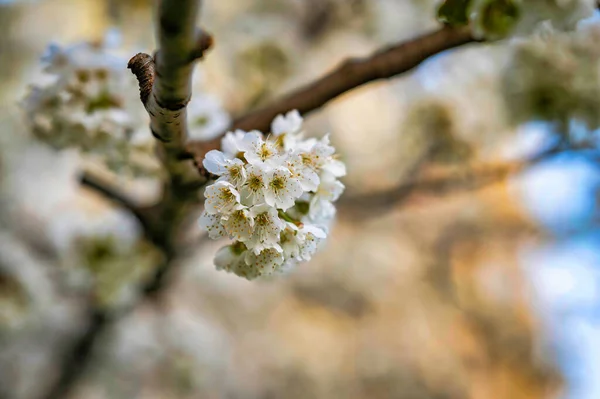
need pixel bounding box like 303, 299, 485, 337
20, 35, 157, 176
199, 110, 345, 280
502, 17, 600, 130
21, 33, 232, 176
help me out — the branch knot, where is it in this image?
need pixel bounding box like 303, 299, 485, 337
127, 53, 155, 104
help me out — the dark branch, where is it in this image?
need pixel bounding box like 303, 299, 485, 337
188, 25, 475, 164
231, 25, 474, 133
45, 2, 210, 399
340, 146, 566, 219
41, 310, 110, 399
79, 172, 149, 228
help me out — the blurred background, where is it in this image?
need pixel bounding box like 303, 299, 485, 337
1, 1, 600, 398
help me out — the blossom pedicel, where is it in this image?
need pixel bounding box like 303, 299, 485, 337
199, 110, 345, 280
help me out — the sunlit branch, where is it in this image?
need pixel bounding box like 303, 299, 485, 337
188, 25, 475, 165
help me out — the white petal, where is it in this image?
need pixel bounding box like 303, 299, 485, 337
187, 95, 231, 141
309, 199, 336, 226
203, 150, 228, 175
280, 179, 303, 210
271, 110, 303, 136
204, 181, 241, 215
246, 205, 284, 253
244, 248, 285, 277
264, 167, 304, 210
301, 224, 326, 239
263, 188, 277, 208
221, 130, 246, 158
241, 164, 266, 205
323, 159, 346, 177
222, 208, 254, 241
199, 212, 226, 239
329, 180, 345, 202
214, 244, 248, 277
240, 131, 262, 153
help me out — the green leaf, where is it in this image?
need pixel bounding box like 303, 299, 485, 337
437, 0, 473, 26
479, 0, 521, 38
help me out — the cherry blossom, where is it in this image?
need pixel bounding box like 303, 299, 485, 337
199, 109, 346, 279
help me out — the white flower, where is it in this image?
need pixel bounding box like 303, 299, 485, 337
240, 131, 284, 166
308, 172, 343, 230
221, 130, 246, 159
203, 150, 246, 187
297, 224, 326, 261
287, 155, 320, 192
264, 167, 303, 210
280, 224, 301, 259
204, 181, 241, 215
244, 248, 285, 277
297, 134, 336, 172
215, 243, 284, 280
198, 212, 227, 239
271, 110, 303, 151
308, 197, 337, 230
240, 163, 267, 205
280, 223, 325, 261
271, 109, 303, 136
322, 157, 347, 178
187, 95, 231, 142
221, 207, 254, 241
246, 204, 285, 254
313, 171, 345, 204
214, 243, 254, 277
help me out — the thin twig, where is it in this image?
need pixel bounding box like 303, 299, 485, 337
41, 310, 110, 399
79, 172, 149, 229
340, 146, 566, 219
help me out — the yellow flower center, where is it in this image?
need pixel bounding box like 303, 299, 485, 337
274, 134, 286, 150
270, 176, 286, 192
227, 164, 242, 180
247, 174, 263, 192
259, 143, 273, 160
255, 213, 269, 226
219, 187, 235, 201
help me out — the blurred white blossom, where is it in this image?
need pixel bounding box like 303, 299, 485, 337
187, 95, 231, 142
503, 17, 600, 130
21, 33, 159, 177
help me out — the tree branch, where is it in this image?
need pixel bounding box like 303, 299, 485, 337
187, 25, 475, 165
232, 25, 474, 133
43, 2, 210, 399
340, 146, 566, 219
79, 172, 149, 229
128, 2, 212, 186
